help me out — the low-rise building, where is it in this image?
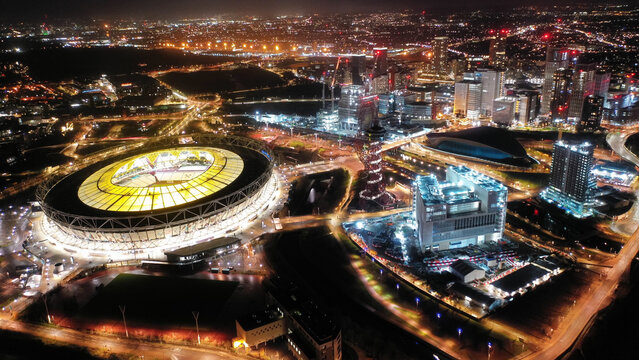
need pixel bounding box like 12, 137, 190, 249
487, 261, 561, 299
449, 259, 486, 283
236, 307, 286, 348
266, 277, 342, 360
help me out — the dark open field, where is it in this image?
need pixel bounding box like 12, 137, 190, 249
158, 67, 284, 95
287, 169, 348, 216
77, 273, 238, 328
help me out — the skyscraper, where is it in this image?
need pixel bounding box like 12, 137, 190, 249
578, 95, 604, 132
371, 74, 390, 95
454, 80, 482, 119
541, 141, 597, 217
478, 69, 505, 117
541, 46, 582, 115
550, 68, 573, 121
338, 84, 378, 131
456, 69, 504, 118
489, 29, 508, 69
348, 54, 367, 85
431, 37, 449, 76
492, 96, 517, 126
567, 63, 596, 122
593, 71, 611, 98
372, 48, 388, 77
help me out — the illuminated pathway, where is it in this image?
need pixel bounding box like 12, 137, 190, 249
0, 319, 248, 360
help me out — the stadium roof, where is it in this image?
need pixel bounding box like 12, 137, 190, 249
78, 147, 243, 212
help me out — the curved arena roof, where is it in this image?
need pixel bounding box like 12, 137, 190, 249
427, 127, 534, 167
78, 147, 244, 212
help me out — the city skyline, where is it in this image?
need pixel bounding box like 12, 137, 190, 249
0, 0, 632, 21
0, 3, 638, 360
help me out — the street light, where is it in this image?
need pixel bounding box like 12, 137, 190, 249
457, 328, 462, 340
193, 311, 201, 345
488, 342, 493, 360
43, 294, 51, 323
415, 297, 420, 309
119, 305, 128, 338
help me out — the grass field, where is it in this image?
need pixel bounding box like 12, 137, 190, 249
78, 273, 238, 327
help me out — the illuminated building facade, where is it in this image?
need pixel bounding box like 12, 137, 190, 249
454, 80, 482, 119
493, 91, 540, 126
338, 85, 378, 131
541, 46, 582, 115
414, 166, 507, 252
38, 135, 280, 257
492, 96, 516, 126
489, 30, 507, 69
540, 141, 597, 217
550, 68, 573, 121
578, 95, 604, 131
431, 36, 449, 76
455, 69, 504, 118
567, 63, 596, 123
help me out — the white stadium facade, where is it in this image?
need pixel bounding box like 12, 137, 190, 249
37, 135, 281, 259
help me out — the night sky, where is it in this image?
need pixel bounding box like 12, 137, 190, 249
0, 0, 619, 21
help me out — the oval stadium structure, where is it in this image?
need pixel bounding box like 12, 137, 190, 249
37, 135, 279, 257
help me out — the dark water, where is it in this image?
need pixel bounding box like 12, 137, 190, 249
0, 47, 231, 81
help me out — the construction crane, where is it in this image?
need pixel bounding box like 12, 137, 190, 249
331, 56, 342, 111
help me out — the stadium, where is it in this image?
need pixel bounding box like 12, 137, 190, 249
37, 135, 280, 259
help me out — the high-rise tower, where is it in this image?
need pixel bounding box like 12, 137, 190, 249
540, 46, 582, 115
541, 141, 597, 217
489, 29, 508, 69
550, 68, 573, 121
567, 63, 596, 122
431, 37, 449, 76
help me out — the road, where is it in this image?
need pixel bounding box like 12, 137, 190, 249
0, 319, 248, 360
523, 130, 639, 360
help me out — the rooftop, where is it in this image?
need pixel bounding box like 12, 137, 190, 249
450, 259, 484, 276
450, 282, 496, 307
237, 307, 284, 332
164, 237, 240, 257
416, 174, 479, 207
448, 166, 507, 193
491, 264, 549, 295
555, 141, 594, 156
427, 126, 533, 167
266, 277, 340, 345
